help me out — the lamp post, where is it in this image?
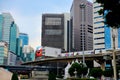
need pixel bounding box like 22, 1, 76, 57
106, 29, 118, 80
80, 3, 86, 66
112, 29, 117, 80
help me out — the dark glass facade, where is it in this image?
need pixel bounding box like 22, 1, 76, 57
42, 14, 65, 50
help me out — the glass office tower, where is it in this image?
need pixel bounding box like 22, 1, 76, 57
9, 22, 18, 53
2, 13, 14, 46
19, 33, 29, 47
0, 15, 3, 40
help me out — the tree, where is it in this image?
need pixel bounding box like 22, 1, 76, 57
96, 0, 120, 28
89, 68, 103, 78
79, 63, 88, 75
68, 62, 88, 77
11, 73, 19, 80
48, 72, 56, 80
103, 69, 113, 77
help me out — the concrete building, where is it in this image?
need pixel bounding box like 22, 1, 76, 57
93, 0, 120, 51
42, 13, 71, 52
23, 45, 35, 62
0, 41, 8, 65
8, 51, 17, 65
70, 0, 93, 51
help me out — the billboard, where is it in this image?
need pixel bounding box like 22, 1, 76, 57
35, 46, 42, 58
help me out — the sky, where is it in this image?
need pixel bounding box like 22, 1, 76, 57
0, 0, 93, 49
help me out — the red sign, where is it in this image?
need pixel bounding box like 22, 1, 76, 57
35, 49, 42, 57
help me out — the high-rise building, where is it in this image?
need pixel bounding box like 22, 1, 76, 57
9, 22, 19, 53
8, 51, 17, 65
19, 33, 29, 47
0, 41, 8, 65
93, 0, 120, 51
70, 0, 93, 51
0, 13, 25, 63
1, 13, 14, 47
16, 38, 22, 56
0, 13, 20, 55
42, 13, 71, 51
0, 15, 3, 40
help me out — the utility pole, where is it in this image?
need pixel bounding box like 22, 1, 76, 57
80, 3, 86, 65
112, 29, 117, 80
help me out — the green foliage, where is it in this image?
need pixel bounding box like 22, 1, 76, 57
69, 62, 82, 77
81, 67, 88, 75
11, 73, 19, 80
68, 62, 88, 77
56, 75, 64, 78
96, 0, 120, 28
69, 66, 75, 76
48, 72, 56, 80
103, 69, 113, 77
89, 68, 103, 78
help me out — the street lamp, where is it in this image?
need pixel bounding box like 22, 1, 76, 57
104, 29, 118, 80
112, 29, 117, 80
80, 3, 86, 66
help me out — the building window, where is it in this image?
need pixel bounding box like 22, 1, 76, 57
94, 26, 104, 29
94, 5, 101, 9
94, 32, 104, 34
94, 43, 105, 45
45, 17, 62, 25
94, 37, 104, 40
45, 29, 62, 35
95, 48, 105, 50
94, 11, 98, 14
94, 16, 103, 19
94, 21, 103, 24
